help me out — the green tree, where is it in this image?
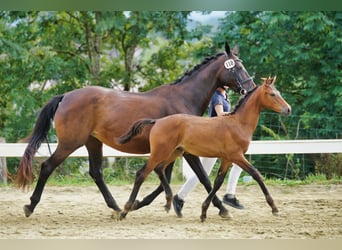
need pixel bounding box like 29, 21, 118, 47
99, 11, 192, 90
0, 11, 198, 176
0, 11, 194, 141
0, 12, 58, 141
214, 11, 341, 139
212, 11, 342, 178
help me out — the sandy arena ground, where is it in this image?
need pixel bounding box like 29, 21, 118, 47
0, 183, 341, 239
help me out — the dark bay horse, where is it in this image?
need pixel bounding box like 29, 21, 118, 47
16, 43, 256, 218
118, 76, 291, 221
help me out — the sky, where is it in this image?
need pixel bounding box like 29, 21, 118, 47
189, 11, 226, 22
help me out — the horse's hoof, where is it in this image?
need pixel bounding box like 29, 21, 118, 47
272, 210, 279, 216
218, 209, 233, 219
111, 211, 120, 221
164, 204, 171, 213
23, 205, 33, 217
130, 200, 140, 211
272, 207, 279, 216
119, 211, 127, 221
200, 214, 206, 223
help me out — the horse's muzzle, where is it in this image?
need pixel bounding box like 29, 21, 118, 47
281, 106, 292, 116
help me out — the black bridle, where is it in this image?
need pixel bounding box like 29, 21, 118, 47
224, 53, 254, 95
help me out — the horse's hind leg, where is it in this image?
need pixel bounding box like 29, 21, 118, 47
201, 162, 230, 222
23, 145, 74, 217
131, 162, 174, 211
154, 164, 173, 212
120, 160, 161, 220
86, 136, 121, 214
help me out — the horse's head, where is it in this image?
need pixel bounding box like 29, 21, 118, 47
260, 76, 291, 116
217, 42, 256, 95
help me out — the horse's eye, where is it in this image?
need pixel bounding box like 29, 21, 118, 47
270, 93, 276, 97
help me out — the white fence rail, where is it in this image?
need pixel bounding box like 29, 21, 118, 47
0, 139, 341, 158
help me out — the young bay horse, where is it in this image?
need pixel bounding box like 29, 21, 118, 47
118, 76, 291, 221
16, 43, 256, 218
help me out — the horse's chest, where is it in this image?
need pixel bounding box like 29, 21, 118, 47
231, 136, 250, 153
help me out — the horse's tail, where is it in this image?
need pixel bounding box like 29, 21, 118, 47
16, 94, 64, 189
118, 119, 156, 144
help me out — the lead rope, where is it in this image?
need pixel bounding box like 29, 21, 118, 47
45, 136, 52, 156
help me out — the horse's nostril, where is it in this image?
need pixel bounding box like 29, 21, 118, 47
282, 107, 292, 116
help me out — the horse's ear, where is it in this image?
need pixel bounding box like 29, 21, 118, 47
232, 45, 239, 56
225, 42, 231, 55
265, 76, 276, 85
261, 76, 273, 85
267, 76, 273, 85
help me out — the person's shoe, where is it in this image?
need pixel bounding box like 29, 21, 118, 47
173, 194, 184, 218
222, 194, 245, 209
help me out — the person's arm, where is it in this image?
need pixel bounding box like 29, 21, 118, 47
214, 104, 230, 116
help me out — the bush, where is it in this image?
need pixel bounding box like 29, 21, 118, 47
314, 153, 342, 179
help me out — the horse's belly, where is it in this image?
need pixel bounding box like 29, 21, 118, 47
95, 133, 151, 155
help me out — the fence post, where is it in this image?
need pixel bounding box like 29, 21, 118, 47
0, 137, 7, 184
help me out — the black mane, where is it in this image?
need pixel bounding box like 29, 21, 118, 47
170, 53, 224, 85
230, 86, 259, 114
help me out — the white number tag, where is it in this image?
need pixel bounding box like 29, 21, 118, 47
224, 59, 235, 69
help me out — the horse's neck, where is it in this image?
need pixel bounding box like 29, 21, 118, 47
179, 55, 225, 115
234, 88, 262, 137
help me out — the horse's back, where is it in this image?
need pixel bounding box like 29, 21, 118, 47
62, 86, 123, 102
53, 86, 173, 152
151, 114, 216, 142
150, 114, 235, 158
55, 86, 115, 122
56, 86, 156, 118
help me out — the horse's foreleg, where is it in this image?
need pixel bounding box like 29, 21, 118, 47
250, 167, 278, 214
235, 156, 278, 215
86, 137, 121, 215
184, 154, 229, 218
200, 162, 229, 222
131, 162, 174, 211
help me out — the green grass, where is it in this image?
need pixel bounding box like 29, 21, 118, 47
41, 171, 165, 187
252, 174, 342, 186
1, 173, 340, 188
219, 173, 341, 187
